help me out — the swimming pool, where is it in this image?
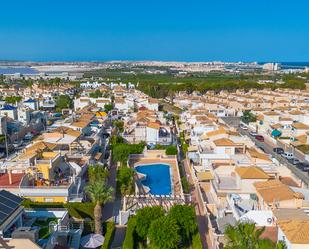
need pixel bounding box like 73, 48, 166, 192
135, 163, 172, 195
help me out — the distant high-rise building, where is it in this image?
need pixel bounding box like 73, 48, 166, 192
262, 63, 281, 71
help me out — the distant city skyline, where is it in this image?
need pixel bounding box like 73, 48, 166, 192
1, 0, 309, 62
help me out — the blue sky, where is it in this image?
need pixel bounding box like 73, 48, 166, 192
0, 0, 308, 62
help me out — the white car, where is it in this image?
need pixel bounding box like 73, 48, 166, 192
249, 131, 258, 136
240, 124, 248, 130
282, 152, 294, 160
13, 140, 23, 148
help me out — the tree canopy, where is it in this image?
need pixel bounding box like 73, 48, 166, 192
123, 205, 201, 249
165, 145, 178, 155
89, 90, 103, 98
104, 103, 113, 112
241, 110, 257, 124
135, 206, 164, 239
169, 205, 198, 241
56, 95, 72, 111
112, 142, 145, 165
5, 96, 22, 104
116, 166, 134, 195
224, 222, 286, 249
85, 181, 114, 234
112, 120, 124, 133
88, 164, 109, 183
148, 216, 180, 249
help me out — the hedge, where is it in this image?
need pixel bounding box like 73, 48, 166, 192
165, 145, 178, 155
66, 202, 94, 220
22, 200, 94, 220
101, 221, 116, 249
181, 176, 190, 194
192, 231, 203, 249
122, 217, 136, 249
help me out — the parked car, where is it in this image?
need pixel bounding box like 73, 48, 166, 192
24, 132, 33, 141
255, 135, 264, 142
240, 124, 248, 130
249, 131, 258, 136
13, 140, 23, 148
282, 152, 294, 160
273, 147, 284, 155
296, 162, 309, 171
288, 158, 300, 165
303, 165, 309, 172
296, 162, 306, 169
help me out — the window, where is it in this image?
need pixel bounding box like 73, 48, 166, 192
44, 198, 54, 202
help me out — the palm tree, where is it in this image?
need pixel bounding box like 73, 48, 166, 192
224, 222, 286, 249
85, 181, 114, 234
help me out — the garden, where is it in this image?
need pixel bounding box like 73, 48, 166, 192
123, 205, 202, 249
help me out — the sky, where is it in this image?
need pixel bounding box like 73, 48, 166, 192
0, 0, 308, 62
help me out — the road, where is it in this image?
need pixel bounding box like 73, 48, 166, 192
222, 117, 309, 187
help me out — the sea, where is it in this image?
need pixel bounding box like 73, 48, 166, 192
279, 62, 309, 70
0, 62, 308, 74
0, 67, 38, 74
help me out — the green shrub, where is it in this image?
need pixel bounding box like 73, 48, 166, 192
117, 166, 134, 196
152, 144, 166, 150
112, 142, 145, 165
89, 90, 103, 98
65, 202, 94, 220
181, 177, 190, 193
179, 131, 189, 157
123, 217, 137, 249
148, 216, 180, 249
192, 232, 203, 249
112, 120, 124, 133
165, 145, 177, 155
169, 205, 197, 242
88, 164, 109, 183
22, 201, 94, 220
22, 200, 64, 209
104, 103, 113, 112
101, 222, 116, 249
135, 206, 164, 239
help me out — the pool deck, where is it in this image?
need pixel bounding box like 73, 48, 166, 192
129, 150, 182, 196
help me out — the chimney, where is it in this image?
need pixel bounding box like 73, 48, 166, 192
8, 170, 12, 185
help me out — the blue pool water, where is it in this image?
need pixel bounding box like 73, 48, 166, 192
135, 163, 172, 195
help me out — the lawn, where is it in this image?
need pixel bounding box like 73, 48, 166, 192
33, 218, 58, 239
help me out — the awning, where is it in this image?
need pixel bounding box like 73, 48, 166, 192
94, 152, 102, 160
96, 111, 107, 117
188, 146, 198, 152
271, 129, 282, 137
196, 171, 214, 181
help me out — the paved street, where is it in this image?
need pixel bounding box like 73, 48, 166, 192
222, 117, 309, 187
111, 225, 126, 249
